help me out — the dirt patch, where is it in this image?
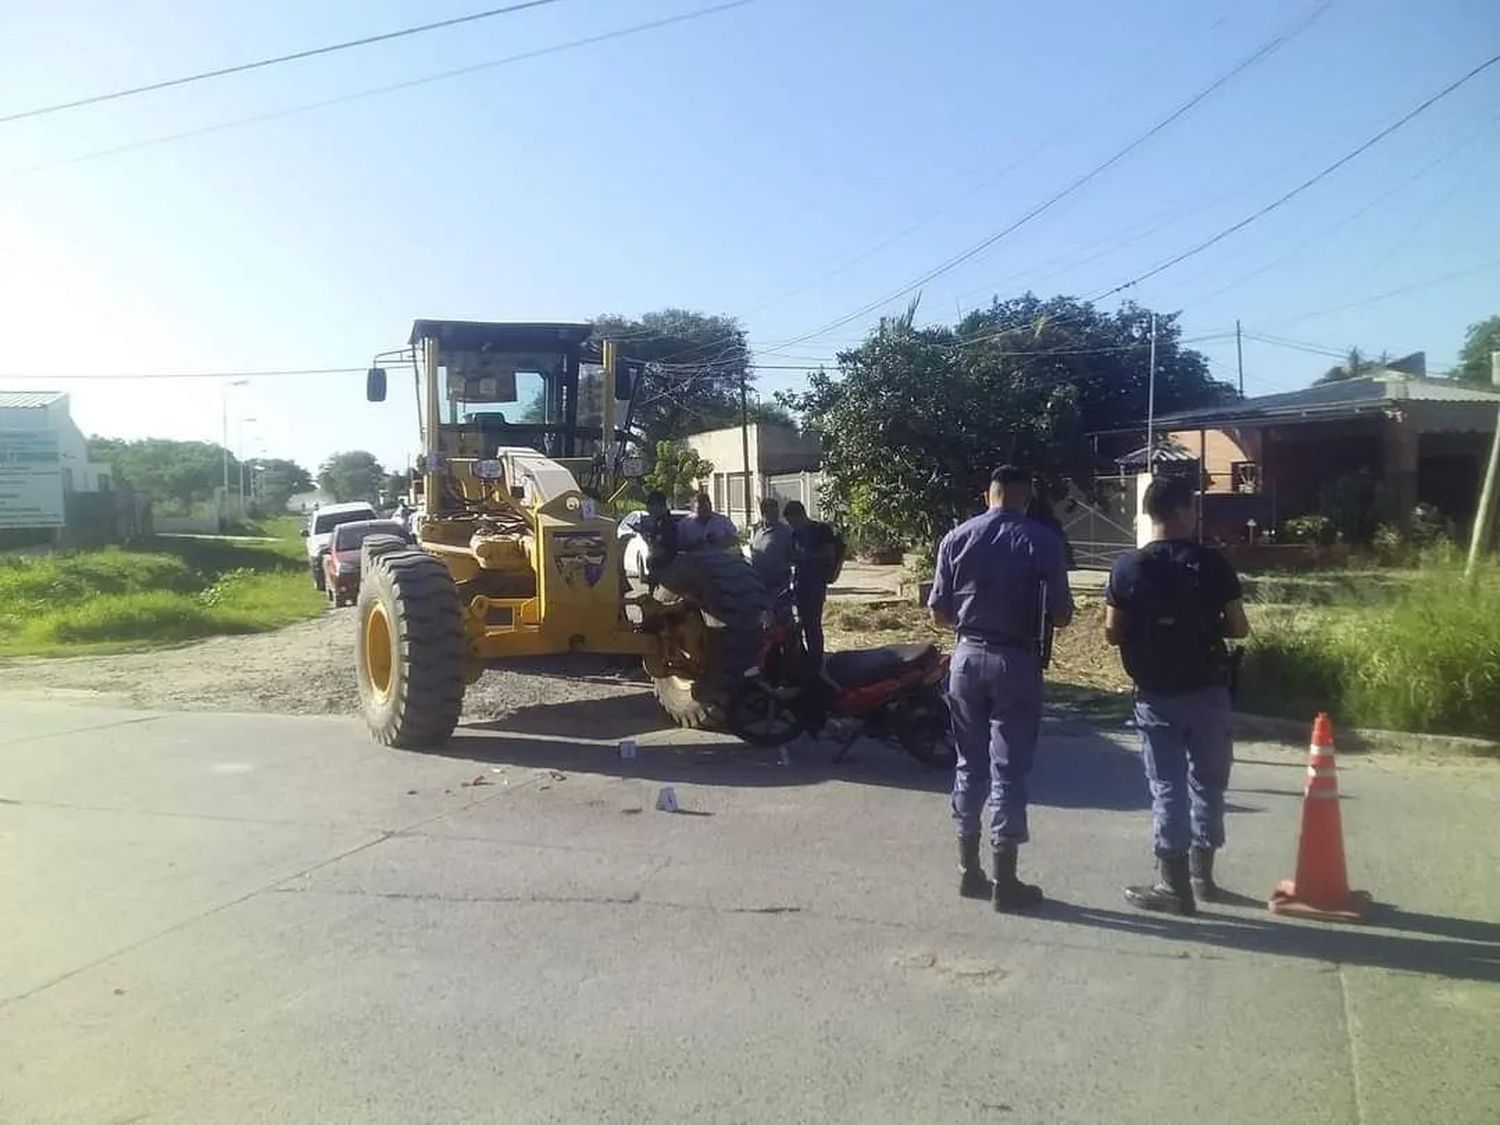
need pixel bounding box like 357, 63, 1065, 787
0, 608, 644, 723
825, 595, 1130, 695
0, 593, 1131, 724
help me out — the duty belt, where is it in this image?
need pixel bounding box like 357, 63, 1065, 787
956, 631, 1032, 649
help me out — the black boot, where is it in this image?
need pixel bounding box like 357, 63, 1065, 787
1125, 853, 1196, 915
992, 845, 1043, 912
1189, 847, 1220, 903
958, 836, 990, 900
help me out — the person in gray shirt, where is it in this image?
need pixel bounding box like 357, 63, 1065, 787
748, 497, 794, 594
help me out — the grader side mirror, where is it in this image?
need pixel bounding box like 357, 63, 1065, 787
366, 367, 387, 402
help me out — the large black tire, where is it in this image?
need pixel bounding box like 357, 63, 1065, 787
356, 549, 467, 749
649, 549, 769, 729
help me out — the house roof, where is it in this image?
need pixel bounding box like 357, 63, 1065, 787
0, 390, 65, 409
1129, 373, 1500, 432
1116, 437, 1198, 467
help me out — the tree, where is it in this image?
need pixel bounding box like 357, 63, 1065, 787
318, 451, 386, 503
1451, 316, 1500, 387
383, 469, 412, 504
87, 437, 237, 510
1316, 347, 1387, 384
642, 441, 712, 505
253, 458, 313, 511
591, 309, 754, 444
781, 294, 1235, 556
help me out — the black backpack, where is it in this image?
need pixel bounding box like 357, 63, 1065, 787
1120, 545, 1230, 695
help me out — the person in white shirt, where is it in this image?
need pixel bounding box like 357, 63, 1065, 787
678, 491, 737, 550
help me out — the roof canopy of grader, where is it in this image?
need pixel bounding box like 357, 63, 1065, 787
407, 320, 593, 352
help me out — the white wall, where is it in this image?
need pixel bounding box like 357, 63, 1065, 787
682, 423, 822, 527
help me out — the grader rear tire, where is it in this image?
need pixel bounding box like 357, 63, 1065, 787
356, 550, 466, 749
650, 549, 769, 729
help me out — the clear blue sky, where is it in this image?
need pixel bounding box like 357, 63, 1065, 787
2, 0, 1497, 476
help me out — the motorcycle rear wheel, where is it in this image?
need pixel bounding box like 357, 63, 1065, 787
895, 690, 957, 770
726, 683, 805, 747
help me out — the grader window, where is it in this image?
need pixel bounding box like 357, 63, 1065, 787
442, 350, 567, 426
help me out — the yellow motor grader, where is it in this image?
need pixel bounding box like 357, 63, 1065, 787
356, 319, 766, 748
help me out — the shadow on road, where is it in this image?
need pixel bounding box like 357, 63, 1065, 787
1043, 899, 1500, 984
478, 693, 673, 742
1032, 729, 1151, 812
439, 695, 1163, 815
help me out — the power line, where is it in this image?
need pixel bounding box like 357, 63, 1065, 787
1262, 255, 1500, 327
1172, 110, 1500, 312
7, 1, 756, 178
729, 7, 1241, 321
0, 0, 567, 127
0, 367, 366, 382
1092, 47, 1500, 302
766, 0, 1334, 351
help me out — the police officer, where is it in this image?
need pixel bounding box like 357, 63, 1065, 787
1105, 474, 1250, 914
929, 465, 1074, 911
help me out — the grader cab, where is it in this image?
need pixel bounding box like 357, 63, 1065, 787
356, 319, 767, 748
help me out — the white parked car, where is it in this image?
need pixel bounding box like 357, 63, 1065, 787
301, 501, 378, 590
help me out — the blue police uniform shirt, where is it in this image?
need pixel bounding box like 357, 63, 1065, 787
928, 509, 1073, 643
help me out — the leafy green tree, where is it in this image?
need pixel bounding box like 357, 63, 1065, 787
1451, 316, 1500, 387
1316, 347, 1387, 384
642, 441, 712, 505
318, 450, 386, 503
591, 309, 753, 443
87, 437, 236, 509
253, 458, 313, 511
782, 294, 1234, 556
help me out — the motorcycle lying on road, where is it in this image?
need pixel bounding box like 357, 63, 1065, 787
725, 593, 956, 769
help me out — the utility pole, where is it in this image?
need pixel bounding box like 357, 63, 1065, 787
1146, 313, 1157, 473
739, 369, 753, 532
1235, 318, 1245, 397
221, 378, 248, 511
237, 416, 256, 512
1464, 350, 1500, 579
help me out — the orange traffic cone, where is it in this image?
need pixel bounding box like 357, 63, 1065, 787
1269, 713, 1371, 922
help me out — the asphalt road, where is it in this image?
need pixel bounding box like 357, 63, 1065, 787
2, 693, 1497, 1124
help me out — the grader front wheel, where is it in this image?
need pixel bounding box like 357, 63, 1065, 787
649, 550, 769, 729
356, 549, 467, 749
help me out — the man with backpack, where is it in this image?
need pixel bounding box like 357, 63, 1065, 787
1105, 475, 1251, 915
783, 500, 845, 668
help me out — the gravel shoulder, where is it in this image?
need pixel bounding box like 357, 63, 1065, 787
0, 609, 645, 723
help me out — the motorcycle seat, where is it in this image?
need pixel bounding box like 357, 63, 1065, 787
824, 643, 938, 689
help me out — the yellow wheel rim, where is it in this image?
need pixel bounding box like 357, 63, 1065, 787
364, 601, 394, 700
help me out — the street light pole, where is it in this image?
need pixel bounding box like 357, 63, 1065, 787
221, 379, 249, 502
237, 417, 256, 512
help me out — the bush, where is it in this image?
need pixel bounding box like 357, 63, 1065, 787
0, 538, 322, 655
1283, 514, 1337, 546
1240, 564, 1500, 739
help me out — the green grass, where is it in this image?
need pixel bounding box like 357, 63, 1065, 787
0, 532, 322, 656
1240, 563, 1500, 740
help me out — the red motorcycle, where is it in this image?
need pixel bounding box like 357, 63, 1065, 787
726, 598, 955, 768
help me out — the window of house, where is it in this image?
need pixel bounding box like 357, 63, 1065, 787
725, 472, 749, 518
1231, 461, 1260, 493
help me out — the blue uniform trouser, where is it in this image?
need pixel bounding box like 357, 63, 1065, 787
947, 640, 1042, 846
1134, 685, 1233, 857
795, 578, 828, 667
